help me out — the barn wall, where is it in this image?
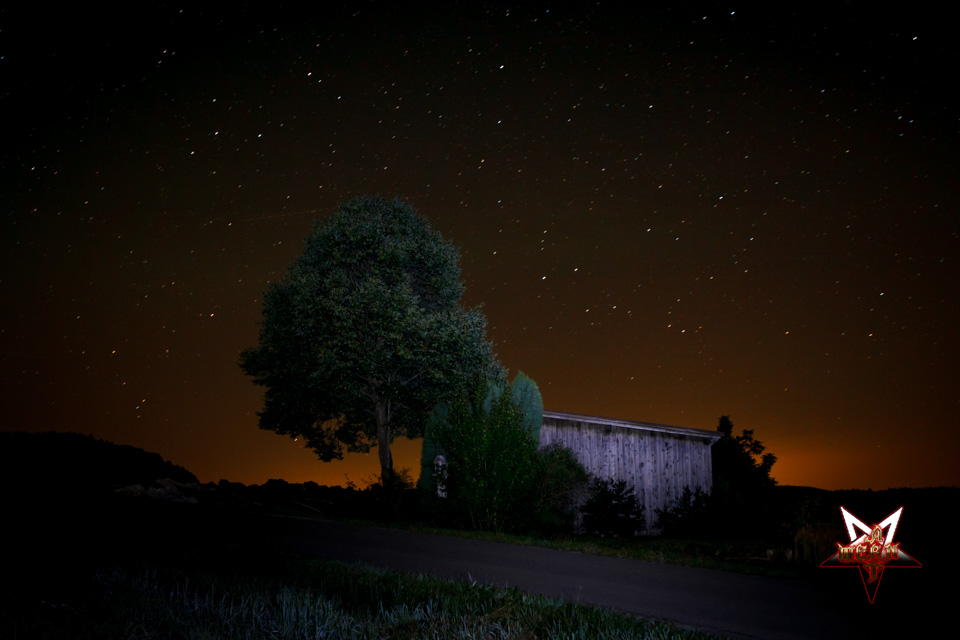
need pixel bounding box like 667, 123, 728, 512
541, 415, 716, 534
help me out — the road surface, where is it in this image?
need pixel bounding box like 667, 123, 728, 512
228, 515, 940, 639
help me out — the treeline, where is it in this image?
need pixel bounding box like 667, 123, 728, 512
0, 431, 198, 500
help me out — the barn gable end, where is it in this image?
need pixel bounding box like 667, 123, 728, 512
540, 410, 721, 534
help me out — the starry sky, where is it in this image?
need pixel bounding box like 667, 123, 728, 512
3, 3, 957, 491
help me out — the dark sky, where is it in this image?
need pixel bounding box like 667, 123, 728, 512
3, 3, 957, 490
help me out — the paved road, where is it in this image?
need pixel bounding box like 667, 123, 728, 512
240, 516, 941, 640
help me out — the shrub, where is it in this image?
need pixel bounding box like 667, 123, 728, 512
654, 487, 712, 538
419, 370, 542, 497
431, 377, 538, 532
580, 478, 644, 537
509, 371, 543, 443
529, 444, 590, 535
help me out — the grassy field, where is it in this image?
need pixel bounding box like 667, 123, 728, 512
3, 550, 722, 639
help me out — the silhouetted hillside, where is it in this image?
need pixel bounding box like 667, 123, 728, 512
0, 431, 198, 500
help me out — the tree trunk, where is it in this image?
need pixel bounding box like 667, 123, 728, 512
376, 401, 394, 485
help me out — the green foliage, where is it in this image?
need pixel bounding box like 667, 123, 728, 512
529, 443, 590, 535
419, 370, 540, 497
421, 371, 586, 535
580, 478, 645, 537
509, 371, 543, 444
240, 196, 495, 480
654, 487, 712, 538
430, 376, 538, 532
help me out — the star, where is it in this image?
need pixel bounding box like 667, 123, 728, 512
821, 506, 922, 604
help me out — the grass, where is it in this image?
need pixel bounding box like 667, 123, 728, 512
4, 551, 723, 639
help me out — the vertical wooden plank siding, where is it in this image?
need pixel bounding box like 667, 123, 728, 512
540, 412, 720, 535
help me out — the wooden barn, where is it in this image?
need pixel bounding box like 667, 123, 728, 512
540, 410, 721, 534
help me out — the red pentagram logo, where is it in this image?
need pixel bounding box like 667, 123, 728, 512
821, 506, 921, 604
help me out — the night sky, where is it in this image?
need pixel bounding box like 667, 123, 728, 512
3, 3, 957, 491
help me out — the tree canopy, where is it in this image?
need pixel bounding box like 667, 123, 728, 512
240, 196, 495, 481
713, 415, 777, 491
711, 415, 778, 519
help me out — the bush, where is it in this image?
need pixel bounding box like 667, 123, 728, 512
419, 370, 542, 498
529, 444, 590, 535
654, 487, 712, 538
580, 479, 644, 537
431, 377, 538, 532
509, 371, 543, 443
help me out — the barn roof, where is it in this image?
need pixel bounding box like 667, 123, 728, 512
543, 410, 722, 443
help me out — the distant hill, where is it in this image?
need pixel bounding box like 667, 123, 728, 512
0, 431, 198, 498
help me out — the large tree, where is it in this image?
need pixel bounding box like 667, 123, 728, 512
240, 196, 495, 482
713, 415, 778, 493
